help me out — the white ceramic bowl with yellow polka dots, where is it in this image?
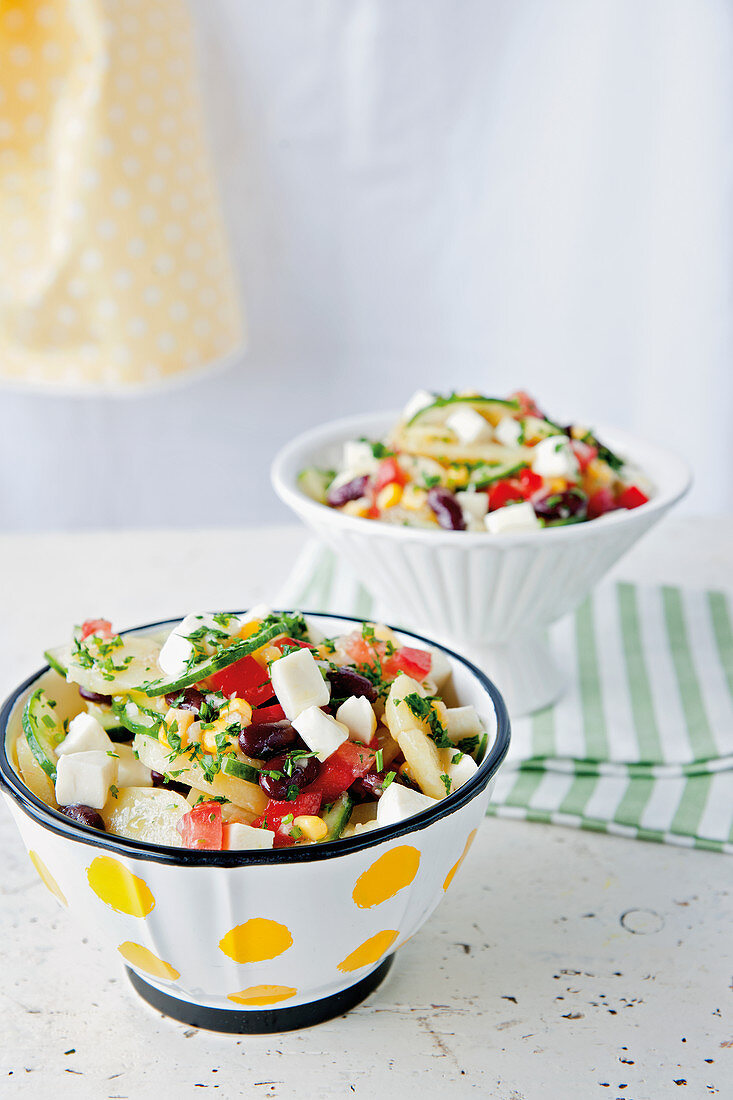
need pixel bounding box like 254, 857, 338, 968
0, 613, 510, 1033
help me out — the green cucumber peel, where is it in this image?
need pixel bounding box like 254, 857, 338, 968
22, 688, 63, 781
406, 394, 519, 427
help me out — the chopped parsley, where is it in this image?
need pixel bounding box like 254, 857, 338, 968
402, 692, 452, 748
375, 748, 384, 773
440, 774, 452, 796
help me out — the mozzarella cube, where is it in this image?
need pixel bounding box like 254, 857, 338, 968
484, 501, 540, 534
456, 490, 489, 526
115, 744, 153, 787
223, 822, 275, 851
495, 415, 523, 448
531, 435, 580, 480
445, 705, 484, 741
292, 706, 349, 762
55, 751, 118, 809
336, 695, 377, 745
57, 712, 113, 756
448, 752, 478, 791
402, 388, 435, 421
377, 782, 438, 827
343, 440, 378, 476
304, 616, 327, 645
270, 648, 330, 719
446, 407, 493, 445
158, 630, 194, 677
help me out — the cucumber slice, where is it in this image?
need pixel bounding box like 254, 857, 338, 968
220, 754, 261, 785
111, 696, 166, 737
298, 467, 335, 504
321, 792, 354, 842
468, 460, 527, 488
406, 394, 519, 427
140, 622, 283, 697
22, 689, 64, 782
44, 646, 68, 677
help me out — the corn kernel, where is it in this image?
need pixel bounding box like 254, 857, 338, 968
239, 619, 262, 640
586, 458, 614, 489
546, 477, 567, 494
376, 482, 403, 511
221, 697, 253, 724
342, 498, 370, 518
252, 642, 281, 668
293, 815, 328, 841
160, 707, 194, 751
401, 484, 428, 511
398, 761, 413, 782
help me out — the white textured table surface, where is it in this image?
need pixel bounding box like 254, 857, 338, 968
1, 517, 731, 1100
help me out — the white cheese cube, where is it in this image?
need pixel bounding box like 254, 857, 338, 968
445, 705, 484, 741
223, 822, 275, 851
304, 616, 327, 645
270, 648, 330, 719
495, 415, 523, 448
402, 388, 435, 421
292, 706, 349, 762
343, 440, 378, 476
484, 501, 540, 534
531, 435, 580, 480
448, 752, 478, 791
456, 490, 489, 526
336, 695, 377, 745
158, 630, 195, 677
57, 712, 113, 756
376, 782, 438, 827
55, 751, 118, 809
115, 744, 153, 787
446, 407, 493, 445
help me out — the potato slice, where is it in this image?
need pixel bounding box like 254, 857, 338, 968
373, 724, 401, 768
394, 726, 450, 800
16, 733, 58, 809
384, 674, 429, 736
133, 734, 267, 816
65, 636, 162, 696
103, 786, 189, 846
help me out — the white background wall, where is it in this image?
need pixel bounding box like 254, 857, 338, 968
1, 0, 731, 531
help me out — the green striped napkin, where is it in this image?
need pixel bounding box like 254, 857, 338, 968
279, 542, 733, 854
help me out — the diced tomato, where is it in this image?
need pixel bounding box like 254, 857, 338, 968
252, 792, 322, 847
511, 390, 544, 418
488, 479, 526, 511
374, 457, 408, 493
251, 702, 286, 725
208, 654, 273, 706
343, 631, 377, 665
81, 618, 114, 640
587, 487, 618, 519
617, 485, 649, 510
306, 741, 377, 804
570, 440, 598, 473
272, 636, 314, 652
178, 800, 223, 851
518, 466, 544, 495
392, 646, 432, 679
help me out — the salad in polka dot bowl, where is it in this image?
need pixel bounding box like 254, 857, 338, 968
0, 609, 509, 1032
272, 392, 690, 716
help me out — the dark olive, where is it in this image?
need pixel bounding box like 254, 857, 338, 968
427, 487, 466, 531
326, 666, 378, 704
59, 804, 105, 830
238, 721, 300, 760
327, 475, 369, 508
349, 771, 388, 801
259, 751, 320, 801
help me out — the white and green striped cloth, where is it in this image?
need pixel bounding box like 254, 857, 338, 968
280, 542, 733, 854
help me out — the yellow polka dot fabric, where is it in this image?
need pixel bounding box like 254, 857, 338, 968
0, 0, 243, 391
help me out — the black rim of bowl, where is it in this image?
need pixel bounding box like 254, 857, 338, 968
0, 611, 511, 867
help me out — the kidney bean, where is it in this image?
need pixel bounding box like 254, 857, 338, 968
151, 771, 190, 797
533, 489, 588, 525
326, 666, 378, 704
427, 486, 466, 531
259, 751, 320, 801
164, 687, 205, 713
78, 687, 113, 705
349, 772, 388, 801
327, 475, 369, 508
59, 804, 105, 831
238, 721, 300, 760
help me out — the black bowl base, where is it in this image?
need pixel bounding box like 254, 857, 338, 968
125, 955, 394, 1033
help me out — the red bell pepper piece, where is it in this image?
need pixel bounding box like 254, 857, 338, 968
251, 702, 287, 725
374, 456, 408, 492
306, 742, 377, 804
208, 654, 273, 706
570, 440, 598, 473
617, 485, 649, 510
488, 479, 526, 511
252, 792, 323, 848
587, 487, 618, 519
178, 800, 223, 850
518, 466, 544, 495
272, 636, 315, 652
